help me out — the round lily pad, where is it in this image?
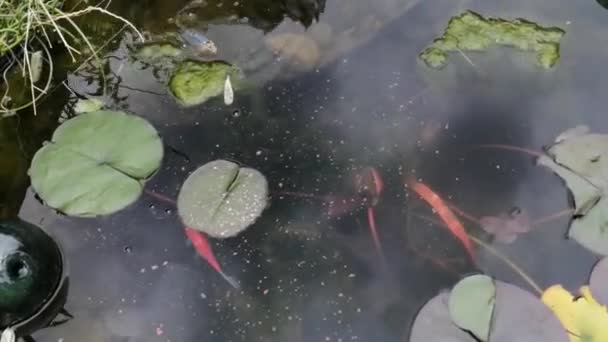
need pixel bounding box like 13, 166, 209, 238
177, 160, 268, 238
410, 278, 569, 342
168, 60, 242, 107
28, 110, 163, 217
448, 274, 495, 341
590, 257, 608, 306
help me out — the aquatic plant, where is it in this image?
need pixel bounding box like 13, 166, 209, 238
27, 107, 270, 287
0, 0, 144, 117
28, 110, 163, 217
409, 274, 570, 341
177, 159, 269, 238
419, 10, 565, 69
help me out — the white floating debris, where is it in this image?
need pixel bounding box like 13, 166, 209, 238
224, 75, 234, 105
1, 327, 15, 342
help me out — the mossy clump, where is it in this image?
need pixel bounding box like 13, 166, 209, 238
420, 10, 565, 69
168, 60, 242, 107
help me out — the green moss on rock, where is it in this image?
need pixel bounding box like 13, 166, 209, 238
168, 60, 243, 107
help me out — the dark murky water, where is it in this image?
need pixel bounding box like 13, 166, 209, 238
5, 0, 608, 340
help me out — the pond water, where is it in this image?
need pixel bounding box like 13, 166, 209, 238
6, 0, 608, 340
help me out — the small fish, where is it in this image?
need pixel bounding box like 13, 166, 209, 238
408, 179, 476, 263
355, 166, 384, 206
179, 28, 218, 55
224, 75, 234, 105
354, 167, 385, 261
184, 227, 239, 288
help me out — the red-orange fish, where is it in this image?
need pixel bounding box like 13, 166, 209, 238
407, 179, 475, 263
184, 227, 239, 288
356, 167, 385, 262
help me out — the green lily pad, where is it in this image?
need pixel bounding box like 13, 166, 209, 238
420, 10, 565, 69
448, 274, 495, 341
28, 110, 163, 217
177, 160, 268, 238
168, 60, 243, 107
590, 257, 608, 306
410, 278, 569, 342
537, 127, 608, 255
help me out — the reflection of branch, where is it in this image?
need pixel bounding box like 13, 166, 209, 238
404, 208, 465, 277
117, 83, 165, 96
144, 189, 176, 206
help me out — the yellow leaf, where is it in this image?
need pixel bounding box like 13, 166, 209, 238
542, 284, 608, 341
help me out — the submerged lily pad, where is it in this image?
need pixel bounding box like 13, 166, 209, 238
177, 160, 268, 238
420, 10, 565, 69
168, 60, 243, 107
590, 257, 608, 306
537, 128, 608, 255
410, 277, 569, 342
134, 42, 183, 61
448, 274, 495, 341
28, 111, 163, 217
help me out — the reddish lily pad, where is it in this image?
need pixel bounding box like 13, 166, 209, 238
590, 257, 608, 306
409, 291, 474, 342
409, 276, 570, 342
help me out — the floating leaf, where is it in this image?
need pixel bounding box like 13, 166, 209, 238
590, 257, 608, 306
479, 207, 531, 244
28, 111, 163, 217
542, 285, 608, 341
410, 278, 569, 342
409, 291, 475, 342
73, 98, 104, 114
448, 274, 495, 341
168, 60, 242, 107
177, 160, 268, 238
537, 128, 608, 255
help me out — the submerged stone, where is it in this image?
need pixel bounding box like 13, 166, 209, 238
419, 10, 565, 69
168, 60, 243, 107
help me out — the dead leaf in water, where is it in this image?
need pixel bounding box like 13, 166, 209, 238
479, 207, 531, 243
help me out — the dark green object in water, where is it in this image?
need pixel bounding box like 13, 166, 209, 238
168, 60, 243, 107
419, 10, 565, 69
0, 219, 65, 334
597, 0, 608, 10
